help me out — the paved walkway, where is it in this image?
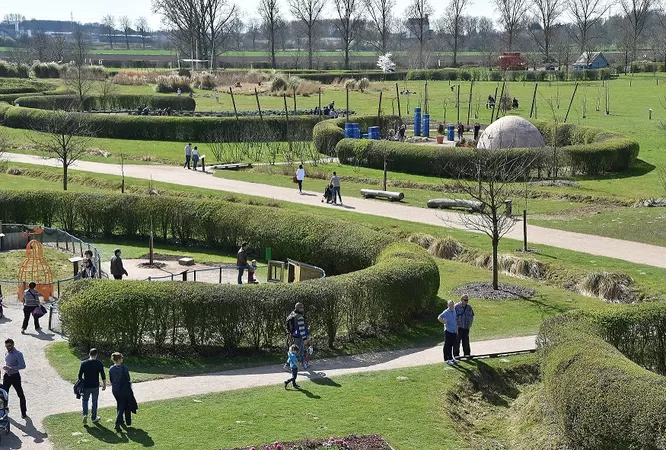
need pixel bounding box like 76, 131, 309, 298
5, 153, 666, 269
0, 302, 536, 450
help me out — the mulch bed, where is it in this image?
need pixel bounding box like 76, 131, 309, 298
454, 282, 536, 300
137, 262, 168, 269
220, 434, 393, 450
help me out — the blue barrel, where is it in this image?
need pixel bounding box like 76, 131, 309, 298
447, 125, 455, 141
362, 133, 369, 139
352, 123, 360, 139
422, 114, 430, 137
344, 122, 354, 138
414, 107, 422, 136
368, 126, 380, 140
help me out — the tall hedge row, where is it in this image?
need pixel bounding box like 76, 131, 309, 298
313, 115, 403, 155
538, 306, 666, 450
59, 242, 440, 353
0, 105, 322, 143
13, 94, 197, 111
333, 122, 639, 177
0, 190, 392, 276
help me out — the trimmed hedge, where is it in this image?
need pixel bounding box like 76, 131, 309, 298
0, 78, 57, 94
0, 190, 392, 276
333, 121, 639, 177
313, 115, 403, 155
538, 306, 666, 450
0, 105, 322, 143
59, 242, 439, 353
13, 94, 196, 112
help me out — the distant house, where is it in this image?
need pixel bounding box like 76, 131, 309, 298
573, 52, 609, 70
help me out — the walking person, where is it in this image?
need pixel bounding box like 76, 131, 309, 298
286, 302, 310, 369
438, 301, 458, 365
454, 295, 475, 359
184, 143, 192, 169
110, 248, 128, 280
79, 348, 106, 425
330, 172, 342, 205
2, 339, 27, 418
21, 282, 42, 334
236, 242, 249, 285
283, 344, 301, 389
109, 352, 137, 433
296, 164, 305, 194
215, 90, 220, 104
192, 146, 200, 171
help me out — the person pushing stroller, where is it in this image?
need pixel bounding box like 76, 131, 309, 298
322, 184, 334, 203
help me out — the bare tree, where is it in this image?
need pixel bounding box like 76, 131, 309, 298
531, 0, 563, 60
334, 0, 362, 70
259, 0, 281, 69
2, 13, 26, 24
61, 30, 97, 107
439, 0, 471, 66
228, 12, 245, 50
620, 0, 656, 64
26, 110, 95, 191
566, 0, 609, 53
101, 15, 116, 49
493, 0, 528, 50
119, 15, 133, 49
247, 18, 262, 51
363, 0, 395, 54
136, 16, 150, 48
404, 0, 434, 68
448, 148, 540, 290
289, 0, 327, 69
50, 34, 68, 62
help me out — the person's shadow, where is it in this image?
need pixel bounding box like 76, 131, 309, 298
10, 416, 47, 443
86, 423, 154, 447
126, 426, 155, 446
294, 387, 321, 399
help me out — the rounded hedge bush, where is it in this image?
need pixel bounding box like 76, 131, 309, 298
332, 121, 639, 177
13, 94, 196, 111
59, 242, 439, 353
0, 105, 322, 143
538, 305, 666, 449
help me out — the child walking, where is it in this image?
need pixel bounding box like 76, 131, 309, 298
284, 344, 300, 389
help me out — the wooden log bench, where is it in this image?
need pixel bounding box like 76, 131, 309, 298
427, 198, 485, 213
210, 163, 253, 170
360, 189, 405, 201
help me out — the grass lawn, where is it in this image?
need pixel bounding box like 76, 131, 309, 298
43, 355, 535, 450
0, 247, 76, 282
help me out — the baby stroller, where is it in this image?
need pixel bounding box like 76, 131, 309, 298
0, 387, 10, 443
322, 185, 334, 204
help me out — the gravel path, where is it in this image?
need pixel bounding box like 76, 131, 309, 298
0, 302, 536, 450
5, 153, 666, 269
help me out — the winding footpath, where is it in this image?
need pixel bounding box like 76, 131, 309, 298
5, 153, 666, 269
0, 302, 535, 450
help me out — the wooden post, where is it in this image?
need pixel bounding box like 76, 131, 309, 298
293, 90, 297, 112
283, 94, 292, 152
605, 81, 610, 115
377, 91, 383, 121
466, 81, 474, 125
395, 83, 401, 119
149, 218, 154, 266
529, 83, 538, 118
490, 85, 499, 122
564, 82, 578, 123
318, 87, 322, 111
346, 87, 350, 122
456, 84, 461, 123
229, 87, 238, 121
424, 80, 428, 114
523, 209, 528, 252
254, 87, 263, 121
383, 157, 388, 191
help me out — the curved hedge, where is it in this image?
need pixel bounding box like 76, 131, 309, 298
313, 115, 403, 155
0, 190, 391, 276
333, 121, 639, 177
13, 94, 196, 111
0, 105, 322, 143
538, 305, 666, 450
59, 242, 439, 353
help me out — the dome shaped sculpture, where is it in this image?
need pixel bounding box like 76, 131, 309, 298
477, 116, 545, 150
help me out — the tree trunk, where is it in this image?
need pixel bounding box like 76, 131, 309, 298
492, 235, 499, 290
125, 35, 129, 50
308, 27, 313, 70
63, 164, 68, 191
271, 30, 277, 69
345, 44, 350, 70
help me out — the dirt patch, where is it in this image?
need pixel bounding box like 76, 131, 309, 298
221, 435, 393, 450
454, 282, 536, 300
137, 262, 168, 269
531, 204, 618, 220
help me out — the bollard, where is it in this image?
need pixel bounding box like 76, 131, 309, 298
649, 109, 653, 120
201, 155, 206, 172
505, 199, 513, 217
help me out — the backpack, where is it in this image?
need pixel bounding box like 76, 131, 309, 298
286, 314, 297, 335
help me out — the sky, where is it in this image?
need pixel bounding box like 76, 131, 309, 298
1, 0, 503, 31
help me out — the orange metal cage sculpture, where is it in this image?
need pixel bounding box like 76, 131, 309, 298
17, 229, 53, 300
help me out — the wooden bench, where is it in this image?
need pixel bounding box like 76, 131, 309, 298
360, 189, 405, 201
210, 163, 252, 170
178, 257, 195, 266
427, 198, 485, 213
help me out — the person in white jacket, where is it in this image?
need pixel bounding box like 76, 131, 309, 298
296, 164, 305, 194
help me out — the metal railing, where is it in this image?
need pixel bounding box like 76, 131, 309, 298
146, 264, 268, 284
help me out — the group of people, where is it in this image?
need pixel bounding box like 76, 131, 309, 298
236, 242, 259, 285
438, 295, 475, 365
293, 165, 343, 205
183, 143, 202, 171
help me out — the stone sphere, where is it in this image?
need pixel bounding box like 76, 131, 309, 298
476, 116, 545, 149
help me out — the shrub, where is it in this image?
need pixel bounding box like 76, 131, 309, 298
344, 78, 357, 90
313, 115, 403, 155
155, 75, 192, 93
177, 68, 191, 78
0, 61, 29, 78
538, 306, 666, 449
193, 71, 217, 90
270, 75, 288, 92
358, 77, 370, 92
32, 62, 63, 78
59, 242, 438, 354
13, 94, 196, 111
577, 271, 635, 303
428, 237, 463, 260
0, 78, 56, 94
0, 104, 321, 142
407, 233, 437, 249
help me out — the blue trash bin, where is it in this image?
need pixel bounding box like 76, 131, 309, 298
414, 107, 422, 136
422, 114, 430, 137
344, 122, 354, 138
368, 126, 380, 140
447, 125, 455, 141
